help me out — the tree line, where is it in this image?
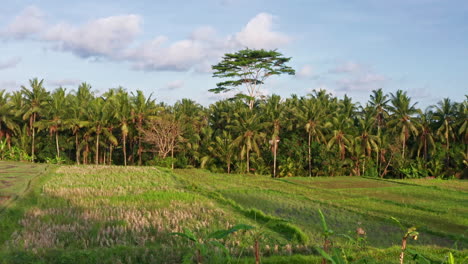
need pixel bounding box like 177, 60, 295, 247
0, 78, 466, 179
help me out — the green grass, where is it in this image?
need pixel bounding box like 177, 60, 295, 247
0, 164, 467, 263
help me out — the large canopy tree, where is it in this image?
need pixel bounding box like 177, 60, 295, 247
210, 48, 295, 110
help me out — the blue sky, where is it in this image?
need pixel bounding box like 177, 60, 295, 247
1, 0, 467, 107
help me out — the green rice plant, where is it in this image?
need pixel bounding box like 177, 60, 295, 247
172, 224, 254, 264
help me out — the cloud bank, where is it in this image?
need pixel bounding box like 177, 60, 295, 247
1, 7, 291, 72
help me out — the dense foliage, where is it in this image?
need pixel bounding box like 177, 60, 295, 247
0, 78, 467, 178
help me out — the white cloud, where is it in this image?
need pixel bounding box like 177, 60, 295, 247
47, 78, 81, 87
0, 57, 21, 70
297, 64, 315, 78
125, 12, 291, 72
235, 13, 291, 49
164, 80, 185, 90
43, 15, 142, 58
2, 6, 45, 39
329, 61, 365, 74
126, 35, 213, 71
2, 8, 291, 73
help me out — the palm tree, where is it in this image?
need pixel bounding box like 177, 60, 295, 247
206, 130, 235, 173
131, 90, 159, 165
387, 90, 419, 159
229, 110, 267, 173
87, 96, 115, 165
296, 94, 328, 176
35, 87, 69, 158
69, 83, 93, 164
355, 107, 379, 175
416, 109, 436, 161
174, 99, 207, 166
110, 87, 132, 166
432, 98, 456, 163
457, 96, 468, 158
368, 88, 390, 173
262, 94, 285, 177
327, 113, 354, 161
327, 95, 356, 162
0, 90, 19, 148
21, 78, 49, 162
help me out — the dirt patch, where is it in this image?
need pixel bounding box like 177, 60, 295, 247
0, 165, 17, 170
0, 180, 14, 187
0, 195, 12, 205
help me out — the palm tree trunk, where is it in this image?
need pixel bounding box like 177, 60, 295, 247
109, 144, 113, 165
138, 136, 142, 165
308, 131, 312, 177
402, 139, 405, 160
55, 132, 60, 158
273, 140, 277, 178
95, 132, 100, 165
377, 126, 380, 175
123, 134, 127, 166
75, 133, 80, 164
246, 148, 250, 173
31, 114, 36, 163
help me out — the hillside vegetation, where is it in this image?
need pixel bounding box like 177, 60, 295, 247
0, 163, 466, 263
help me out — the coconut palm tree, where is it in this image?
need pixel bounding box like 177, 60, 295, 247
0, 90, 19, 148
229, 110, 267, 173
69, 83, 93, 164
368, 88, 390, 172
327, 95, 356, 162
387, 90, 419, 159
110, 87, 132, 166
262, 94, 285, 177
174, 99, 204, 164
296, 95, 328, 176
87, 96, 115, 164
416, 109, 436, 161
355, 107, 379, 175
35, 87, 69, 158
131, 90, 159, 165
457, 96, 468, 158
205, 130, 235, 173
21, 78, 49, 162
432, 98, 456, 163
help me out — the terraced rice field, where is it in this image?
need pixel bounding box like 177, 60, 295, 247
0, 163, 466, 263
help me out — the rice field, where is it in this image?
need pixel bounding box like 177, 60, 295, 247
0, 162, 467, 263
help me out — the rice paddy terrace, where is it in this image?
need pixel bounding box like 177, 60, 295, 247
0, 162, 467, 263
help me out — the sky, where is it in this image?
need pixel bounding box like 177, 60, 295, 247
1, 0, 467, 107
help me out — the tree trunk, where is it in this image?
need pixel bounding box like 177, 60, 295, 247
254, 239, 260, 264
273, 140, 278, 178
95, 132, 100, 165
75, 133, 80, 164
171, 147, 174, 170
308, 131, 312, 177
138, 136, 142, 165
109, 144, 113, 165
402, 138, 406, 160
31, 114, 36, 163
376, 126, 380, 176
246, 148, 250, 174
227, 159, 231, 174
55, 132, 60, 158
123, 134, 127, 166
